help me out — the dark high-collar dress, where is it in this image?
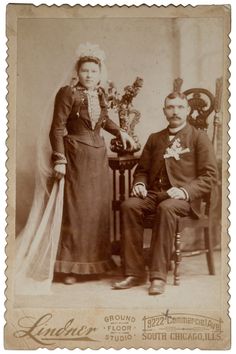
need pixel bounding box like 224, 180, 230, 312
49, 83, 121, 275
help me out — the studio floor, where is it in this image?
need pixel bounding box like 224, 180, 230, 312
14, 251, 222, 312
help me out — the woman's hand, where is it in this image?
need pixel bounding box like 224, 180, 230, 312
54, 164, 66, 179
119, 131, 136, 151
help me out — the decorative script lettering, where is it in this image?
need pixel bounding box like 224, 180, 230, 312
13, 313, 97, 345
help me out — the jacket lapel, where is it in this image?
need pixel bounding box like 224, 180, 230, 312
158, 128, 170, 151
166, 123, 191, 148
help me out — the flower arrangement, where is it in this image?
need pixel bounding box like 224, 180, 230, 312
106, 77, 144, 155
106, 77, 143, 111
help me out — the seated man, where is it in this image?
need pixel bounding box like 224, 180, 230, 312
113, 90, 218, 295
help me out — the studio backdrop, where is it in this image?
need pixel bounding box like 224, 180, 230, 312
16, 16, 224, 235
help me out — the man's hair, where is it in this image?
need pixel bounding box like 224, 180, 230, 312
164, 91, 189, 106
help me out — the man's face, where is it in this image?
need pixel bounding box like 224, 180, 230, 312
163, 96, 190, 128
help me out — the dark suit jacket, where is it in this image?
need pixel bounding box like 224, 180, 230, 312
133, 123, 218, 217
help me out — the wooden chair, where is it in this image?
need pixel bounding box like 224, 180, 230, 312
144, 78, 222, 285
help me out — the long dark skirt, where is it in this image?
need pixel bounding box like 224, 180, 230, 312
54, 137, 115, 275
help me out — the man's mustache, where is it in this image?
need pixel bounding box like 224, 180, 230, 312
170, 115, 181, 119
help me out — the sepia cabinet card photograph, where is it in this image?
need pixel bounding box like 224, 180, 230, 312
5, 3, 231, 350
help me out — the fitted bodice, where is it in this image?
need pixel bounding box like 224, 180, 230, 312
65, 87, 107, 147
50, 83, 120, 156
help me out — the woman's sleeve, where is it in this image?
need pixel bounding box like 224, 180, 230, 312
49, 86, 74, 164
98, 88, 121, 137
103, 114, 121, 137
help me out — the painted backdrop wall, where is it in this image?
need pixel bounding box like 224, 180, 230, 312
16, 17, 224, 234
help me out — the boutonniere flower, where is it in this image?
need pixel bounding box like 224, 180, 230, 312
164, 138, 190, 160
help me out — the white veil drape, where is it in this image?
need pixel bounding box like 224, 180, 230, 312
14, 78, 70, 296
15, 43, 108, 295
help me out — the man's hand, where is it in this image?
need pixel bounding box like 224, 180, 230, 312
167, 187, 186, 200
54, 164, 66, 179
120, 131, 135, 150
131, 183, 148, 199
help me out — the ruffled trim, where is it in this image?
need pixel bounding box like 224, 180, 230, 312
54, 258, 116, 275
52, 151, 67, 165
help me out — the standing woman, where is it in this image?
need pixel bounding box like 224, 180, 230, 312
50, 44, 133, 284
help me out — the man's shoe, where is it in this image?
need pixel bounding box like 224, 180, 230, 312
112, 276, 145, 290
64, 275, 77, 285
149, 279, 166, 295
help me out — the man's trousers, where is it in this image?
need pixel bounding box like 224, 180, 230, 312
120, 192, 191, 282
